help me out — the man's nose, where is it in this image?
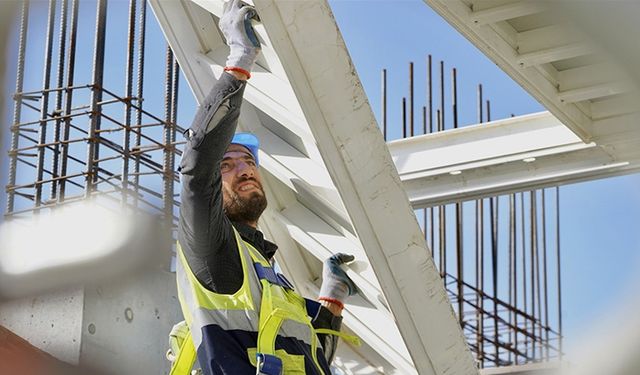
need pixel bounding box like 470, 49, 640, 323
236, 161, 254, 177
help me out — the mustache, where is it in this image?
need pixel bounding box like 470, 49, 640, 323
233, 176, 263, 191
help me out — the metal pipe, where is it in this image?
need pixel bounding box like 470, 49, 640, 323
120, 0, 137, 207
85, 0, 107, 198
409, 62, 414, 137
381, 69, 387, 141
58, 0, 79, 202
7, 0, 30, 213
35, 0, 57, 207
50, 0, 68, 200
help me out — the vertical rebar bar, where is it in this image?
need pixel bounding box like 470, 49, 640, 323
402, 97, 407, 138
427, 55, 434, 256
169, 57, 180, 221
475, 83, 484, 366
85, 0, 107, 198
7, 0, 30, 213
438, 61, 446, 282
34, 0, 57, 207
452, 68, 463, 327
439, 60, 445, 130
520, 191, 528, 358
382, 69, 387, 141
436, 109, 446, 278
556, 186, 563, 358
58, 0, 79, 202
422, 107, 426, 136
535, 191, 543, 357
50, 0, 68, 200
491, 194, 499, 365
409, 62, 414, 137
133, 0, 147, 207
163, 45, 174, 222
427, 55, 432, 134
542, 188, 550, 359
530, 190, 537, 358
484, 100, 499, 364
121, 0, 137, 207
509, 192, 517, 364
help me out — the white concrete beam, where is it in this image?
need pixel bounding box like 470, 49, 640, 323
252, 1, 477, 374
390, 112, 640, 207
470, 1, 546, 26
423, 0, 595, 141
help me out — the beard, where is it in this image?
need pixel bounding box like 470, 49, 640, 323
223, 180, 268, 224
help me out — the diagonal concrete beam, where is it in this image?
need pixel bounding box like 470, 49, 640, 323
251, 1, 477, 374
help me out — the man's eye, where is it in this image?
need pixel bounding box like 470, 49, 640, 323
221, 162, 232, 172
247, 160, 256, 167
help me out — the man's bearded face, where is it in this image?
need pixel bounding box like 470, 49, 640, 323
220, 144, 267, 225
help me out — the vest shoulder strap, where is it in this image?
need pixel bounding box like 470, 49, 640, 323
169, 328, 197, 375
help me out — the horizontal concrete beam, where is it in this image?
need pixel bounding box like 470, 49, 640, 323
389, 112, 640, 207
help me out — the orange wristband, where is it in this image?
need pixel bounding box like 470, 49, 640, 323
224, 66, 251, 79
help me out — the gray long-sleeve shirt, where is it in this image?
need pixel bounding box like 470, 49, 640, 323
178, 72, 341, 363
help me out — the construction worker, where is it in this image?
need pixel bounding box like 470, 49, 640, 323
172, 1, 358, 374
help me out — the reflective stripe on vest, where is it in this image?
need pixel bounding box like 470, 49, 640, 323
174, 228, 328, 374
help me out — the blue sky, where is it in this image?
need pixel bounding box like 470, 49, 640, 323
2, 0, 639, 356
328, 0, 640, 351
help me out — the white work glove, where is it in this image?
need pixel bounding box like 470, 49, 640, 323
219, 0, 261, 76
319, 253, 358, 308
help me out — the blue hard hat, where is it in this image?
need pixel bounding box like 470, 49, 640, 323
230, 132, 260, 166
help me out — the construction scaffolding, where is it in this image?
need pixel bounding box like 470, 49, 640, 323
4, 0, 562, 370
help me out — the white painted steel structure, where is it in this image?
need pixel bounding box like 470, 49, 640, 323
420, 0, 640, 202
148, 0, 640, 374
150, 1, 477, 374
391, 111, 639, 207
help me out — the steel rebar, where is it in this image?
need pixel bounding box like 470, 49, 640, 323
409, 62, 414, 137
58, 0, 79, 202
382, 68, 387, 140
402, 97, 407, 138
85, 0, 107, 197
50, 0, 68, 200
35, 0, 57, 207
7, 0, 30, 213
121, 0, 137, 207
134, 0, 147, 207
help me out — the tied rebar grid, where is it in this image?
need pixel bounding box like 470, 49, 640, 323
381, 57, 563, 368
5, 0, 184, 233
